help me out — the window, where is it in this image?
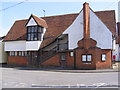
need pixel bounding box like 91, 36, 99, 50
82, 54, 92, 61
25, 51, 27, 56
87, 55, 92, 61
27, 26, 43, 41
18, 51, 27, 57
18, 52, 22, 56
21, 51, 24, 56
82, 55, 87, 61
70, 51, 74, 57
61, 53, 66, 61
9, 51, 17, 56
14, 52, 17, 56
102, 54, 106, 61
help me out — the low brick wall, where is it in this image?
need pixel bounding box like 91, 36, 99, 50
7, 56, 27, 66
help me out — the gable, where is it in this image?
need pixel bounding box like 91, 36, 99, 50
63, 10, 83, 49
90, 9, 112, 49
26, 17, 37, 26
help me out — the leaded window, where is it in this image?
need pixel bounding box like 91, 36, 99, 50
27, 26, 43, 41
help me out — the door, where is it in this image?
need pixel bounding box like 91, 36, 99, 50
60, 53, 67, 68
28, 51, 38, 67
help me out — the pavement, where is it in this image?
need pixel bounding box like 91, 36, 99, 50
1, 67, 119, 88
1, 65, 119, 73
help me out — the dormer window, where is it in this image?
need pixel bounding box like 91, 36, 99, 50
26, 14, 48, 41
27, 26, 43, 41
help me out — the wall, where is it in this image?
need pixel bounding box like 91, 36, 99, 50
0, 40, 7, 63
40, 54, 60, 67
7, 56, 27, 66
5, 41, 26, 51
66, 51, 74, 68
26, 17, 37, 26
96, 50, 112, 69
90, 10, 112, 49
113, 44, 120, 61
63, 9, 112, 50
63, 10, 83, 49
26, 41, 42, 51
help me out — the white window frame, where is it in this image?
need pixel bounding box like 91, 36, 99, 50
82, 55, 87, 61
102, 54, 106, 61
70, 51, 74, 57
14, 51, 17, 56
82, 54, 92, 62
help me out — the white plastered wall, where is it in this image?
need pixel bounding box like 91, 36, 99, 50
26, 17, 37, 26
63, 9, 112, 50
0, 40, 7, 63
63, 10, 83, 49
90, 9, 112, 49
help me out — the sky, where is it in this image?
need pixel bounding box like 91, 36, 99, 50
0, 0, 119, 37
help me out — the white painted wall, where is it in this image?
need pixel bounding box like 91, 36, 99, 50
26, 17, 37, 26
26, 41, 42, 51
63, 9, 112, 49
113, 44, 120, 61
5, 41, 26, 51
63, 10, 83, 49
0, 40, 7, 63
5, 28, 47, 51
90, 9, 112, 49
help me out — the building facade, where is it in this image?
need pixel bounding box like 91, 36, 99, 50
113, 22, 120, 61
0, 36, 7, 64
4, 3, 116, 69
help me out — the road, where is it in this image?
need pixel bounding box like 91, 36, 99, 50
1, 67, 119, 88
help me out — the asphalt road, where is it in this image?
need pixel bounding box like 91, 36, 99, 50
1, 67, 119, 88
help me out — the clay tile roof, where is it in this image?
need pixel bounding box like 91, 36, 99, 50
4, 19, 27, 41
4, 10, 116, 48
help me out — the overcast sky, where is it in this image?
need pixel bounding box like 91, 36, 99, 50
0, 0, 119, 37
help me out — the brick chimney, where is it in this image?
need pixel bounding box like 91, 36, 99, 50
83, 2, 90, 49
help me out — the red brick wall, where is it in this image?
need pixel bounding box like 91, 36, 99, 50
8, 56, 27, 66
96, 50, 112, 69
66, 52, 74, 68
76, 48, 112, 69
40, 54, 60, 67
75, 48, 97, 69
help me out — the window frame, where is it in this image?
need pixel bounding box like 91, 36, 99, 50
70, 51, 74, 57
102, 54, 106, 61
27, 26, 43, 41
82, 54, 92, 62
60, 53, 66, 61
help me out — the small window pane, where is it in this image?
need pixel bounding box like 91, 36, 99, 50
61, 53, 66, 60
25, 52, 27, 56
19, 52, 22, 56
22, 52, 24, 56
31, 33, 34, 40
102, 54, 106, 61
27, 34, 31, 40
70, 52, 74, 56
28, 27, 31, 32
87, 55, 92, 61
34, 26, 37, 32
15, 52, 17, 56
38, 33, 42, 41
82, 55, 86, 61
33, 33, 37, 40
